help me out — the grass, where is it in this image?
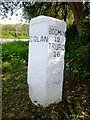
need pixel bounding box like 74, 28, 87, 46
1, 31, 29, 39
0, 24, 29, 39
2, 32, 90, 119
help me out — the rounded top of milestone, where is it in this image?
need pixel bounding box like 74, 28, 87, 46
30, 15, 66, 28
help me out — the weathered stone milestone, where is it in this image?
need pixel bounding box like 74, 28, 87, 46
28, 16, 66, 107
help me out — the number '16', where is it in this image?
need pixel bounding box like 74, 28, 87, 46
54, 51, 60, 57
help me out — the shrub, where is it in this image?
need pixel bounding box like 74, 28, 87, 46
65, 25, 90, 81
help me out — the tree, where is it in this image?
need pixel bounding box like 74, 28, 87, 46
0, 2, 21, 19
69, 2, 85, 34
0, 2, 90, 34
22, 2, 71, 25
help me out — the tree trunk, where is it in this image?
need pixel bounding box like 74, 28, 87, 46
70, 2, 85, 34
63, 4, 67, 22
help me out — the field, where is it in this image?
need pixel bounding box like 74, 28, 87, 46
0, 24, 29, 39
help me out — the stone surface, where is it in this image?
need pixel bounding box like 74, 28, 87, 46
28, 16, 66, 107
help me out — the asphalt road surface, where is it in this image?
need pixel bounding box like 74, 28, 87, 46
0, 38, 29, 44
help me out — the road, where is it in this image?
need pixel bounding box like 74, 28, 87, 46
0, 38, 29, 44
